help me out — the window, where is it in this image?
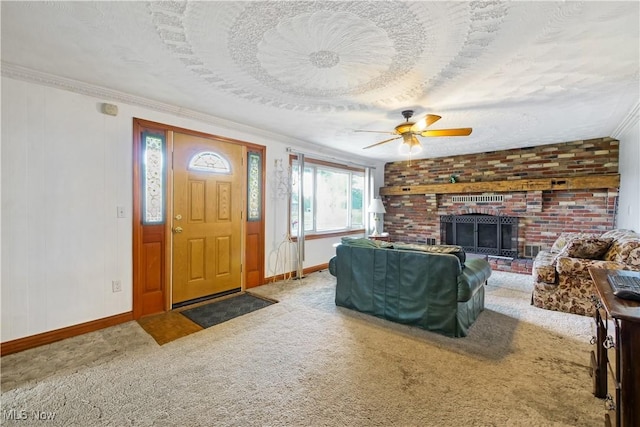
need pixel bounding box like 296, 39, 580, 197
247, 151, 262, 221
290, 157, 364, 235
188, 151, 231, 173
141, 132, 166, 224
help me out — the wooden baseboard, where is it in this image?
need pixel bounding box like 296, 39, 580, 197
0, 263, 332, 355
265, 263, 330, 284
1, 312, 133, 356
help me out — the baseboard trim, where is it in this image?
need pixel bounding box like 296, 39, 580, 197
0, 263, 332, 355
1, 311, 134, 356
265, 263, 330, 283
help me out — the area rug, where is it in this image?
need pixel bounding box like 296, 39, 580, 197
136, 311, 204, 345
180, 293, 276, 328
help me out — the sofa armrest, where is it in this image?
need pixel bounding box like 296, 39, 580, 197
457, 258, 492, 302
532, 250, 558, 284
329, 256, 337, 276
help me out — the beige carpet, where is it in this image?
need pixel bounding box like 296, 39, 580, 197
1, 270, 604, 426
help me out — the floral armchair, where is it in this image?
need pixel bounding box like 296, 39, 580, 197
531, 229, 640, 316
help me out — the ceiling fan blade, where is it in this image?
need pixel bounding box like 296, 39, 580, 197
363, 136, 402, 149
421, 128, 472, 137
354, 130, 396, 134
411, 114, 442, 132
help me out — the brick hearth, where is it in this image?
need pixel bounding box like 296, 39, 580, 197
381, 137, 619, 274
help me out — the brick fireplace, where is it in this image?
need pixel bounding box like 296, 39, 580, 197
380, 137, 620, 274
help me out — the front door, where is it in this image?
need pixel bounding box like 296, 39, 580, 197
172, 132, 244, 304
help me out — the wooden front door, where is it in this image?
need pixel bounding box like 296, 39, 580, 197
172, 132, 244, 304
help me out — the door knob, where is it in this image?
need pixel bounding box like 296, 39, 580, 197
173, 226, 183, 234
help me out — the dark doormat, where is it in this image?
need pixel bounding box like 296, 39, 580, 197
180, 293, 276, 329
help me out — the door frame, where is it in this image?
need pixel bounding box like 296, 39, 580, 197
132, 118, 266, 318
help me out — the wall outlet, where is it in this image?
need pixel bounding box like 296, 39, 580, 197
117, 206, 126, 218
112, 280, 122, 293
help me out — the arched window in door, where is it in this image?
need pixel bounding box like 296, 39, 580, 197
188, 151, 231, 174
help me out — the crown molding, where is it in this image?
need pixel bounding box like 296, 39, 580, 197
0, 61, 379, 167
0, 61, 276, 137
612, 101, 640, 138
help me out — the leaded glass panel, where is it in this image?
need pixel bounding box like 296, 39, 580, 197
142, 133, 165, 224
247, 151, 262, 221
188, 151, 231, 173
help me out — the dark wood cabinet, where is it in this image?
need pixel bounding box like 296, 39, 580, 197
589, 268, 640, 427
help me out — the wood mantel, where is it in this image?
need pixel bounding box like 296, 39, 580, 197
380, 174, 619, 196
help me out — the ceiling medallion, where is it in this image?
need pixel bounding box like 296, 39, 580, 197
308, 50, 341, 69
254, 9, 398, 95
148, 1, 426, 111
232, 3, 424, 99
152, 2, 538, 112
147, 2, 512, 112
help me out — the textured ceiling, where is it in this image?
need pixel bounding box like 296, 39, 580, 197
1, 1, 639, 162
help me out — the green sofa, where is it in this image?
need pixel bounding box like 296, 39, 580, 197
329, 240, 492, 337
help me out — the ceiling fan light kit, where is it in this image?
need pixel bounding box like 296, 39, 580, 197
358, 110, 472, 156
400, 134, 422, 155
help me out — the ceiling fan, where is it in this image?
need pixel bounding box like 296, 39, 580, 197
356, 110, 472, 154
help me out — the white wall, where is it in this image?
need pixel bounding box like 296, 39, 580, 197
615, 104, 640, 231
1, 77, 384, 341
2, 80, 134, 341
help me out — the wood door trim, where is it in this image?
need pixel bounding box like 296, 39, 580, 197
164, 131, 174, 311
245, 148, 265, 288
133, 123, 142, 318
135, 119, 266, 152
133, 123, 167, 319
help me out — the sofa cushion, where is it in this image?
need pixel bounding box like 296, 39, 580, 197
601, 229, 639, 241
393, 243, 466, 265
550, 232, 601, 252
340, 237, 392, 249
556, 237, 613, 260
550, 232, 574, 252
555, 256, 629, 278
604, 239, 640, 265
602, 230, 640, 266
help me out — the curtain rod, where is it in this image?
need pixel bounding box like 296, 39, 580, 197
286, 147, 377, 170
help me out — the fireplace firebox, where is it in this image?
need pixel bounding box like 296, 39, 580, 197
440, 214, 518, 257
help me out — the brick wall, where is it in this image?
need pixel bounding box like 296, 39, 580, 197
381, 137, 619, 271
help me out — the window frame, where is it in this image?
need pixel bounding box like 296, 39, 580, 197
289, 155, 366, 239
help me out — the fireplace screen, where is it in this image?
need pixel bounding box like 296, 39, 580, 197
440, 214, 518, 257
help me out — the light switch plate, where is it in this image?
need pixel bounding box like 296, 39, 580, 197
112, 280, 122, 292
